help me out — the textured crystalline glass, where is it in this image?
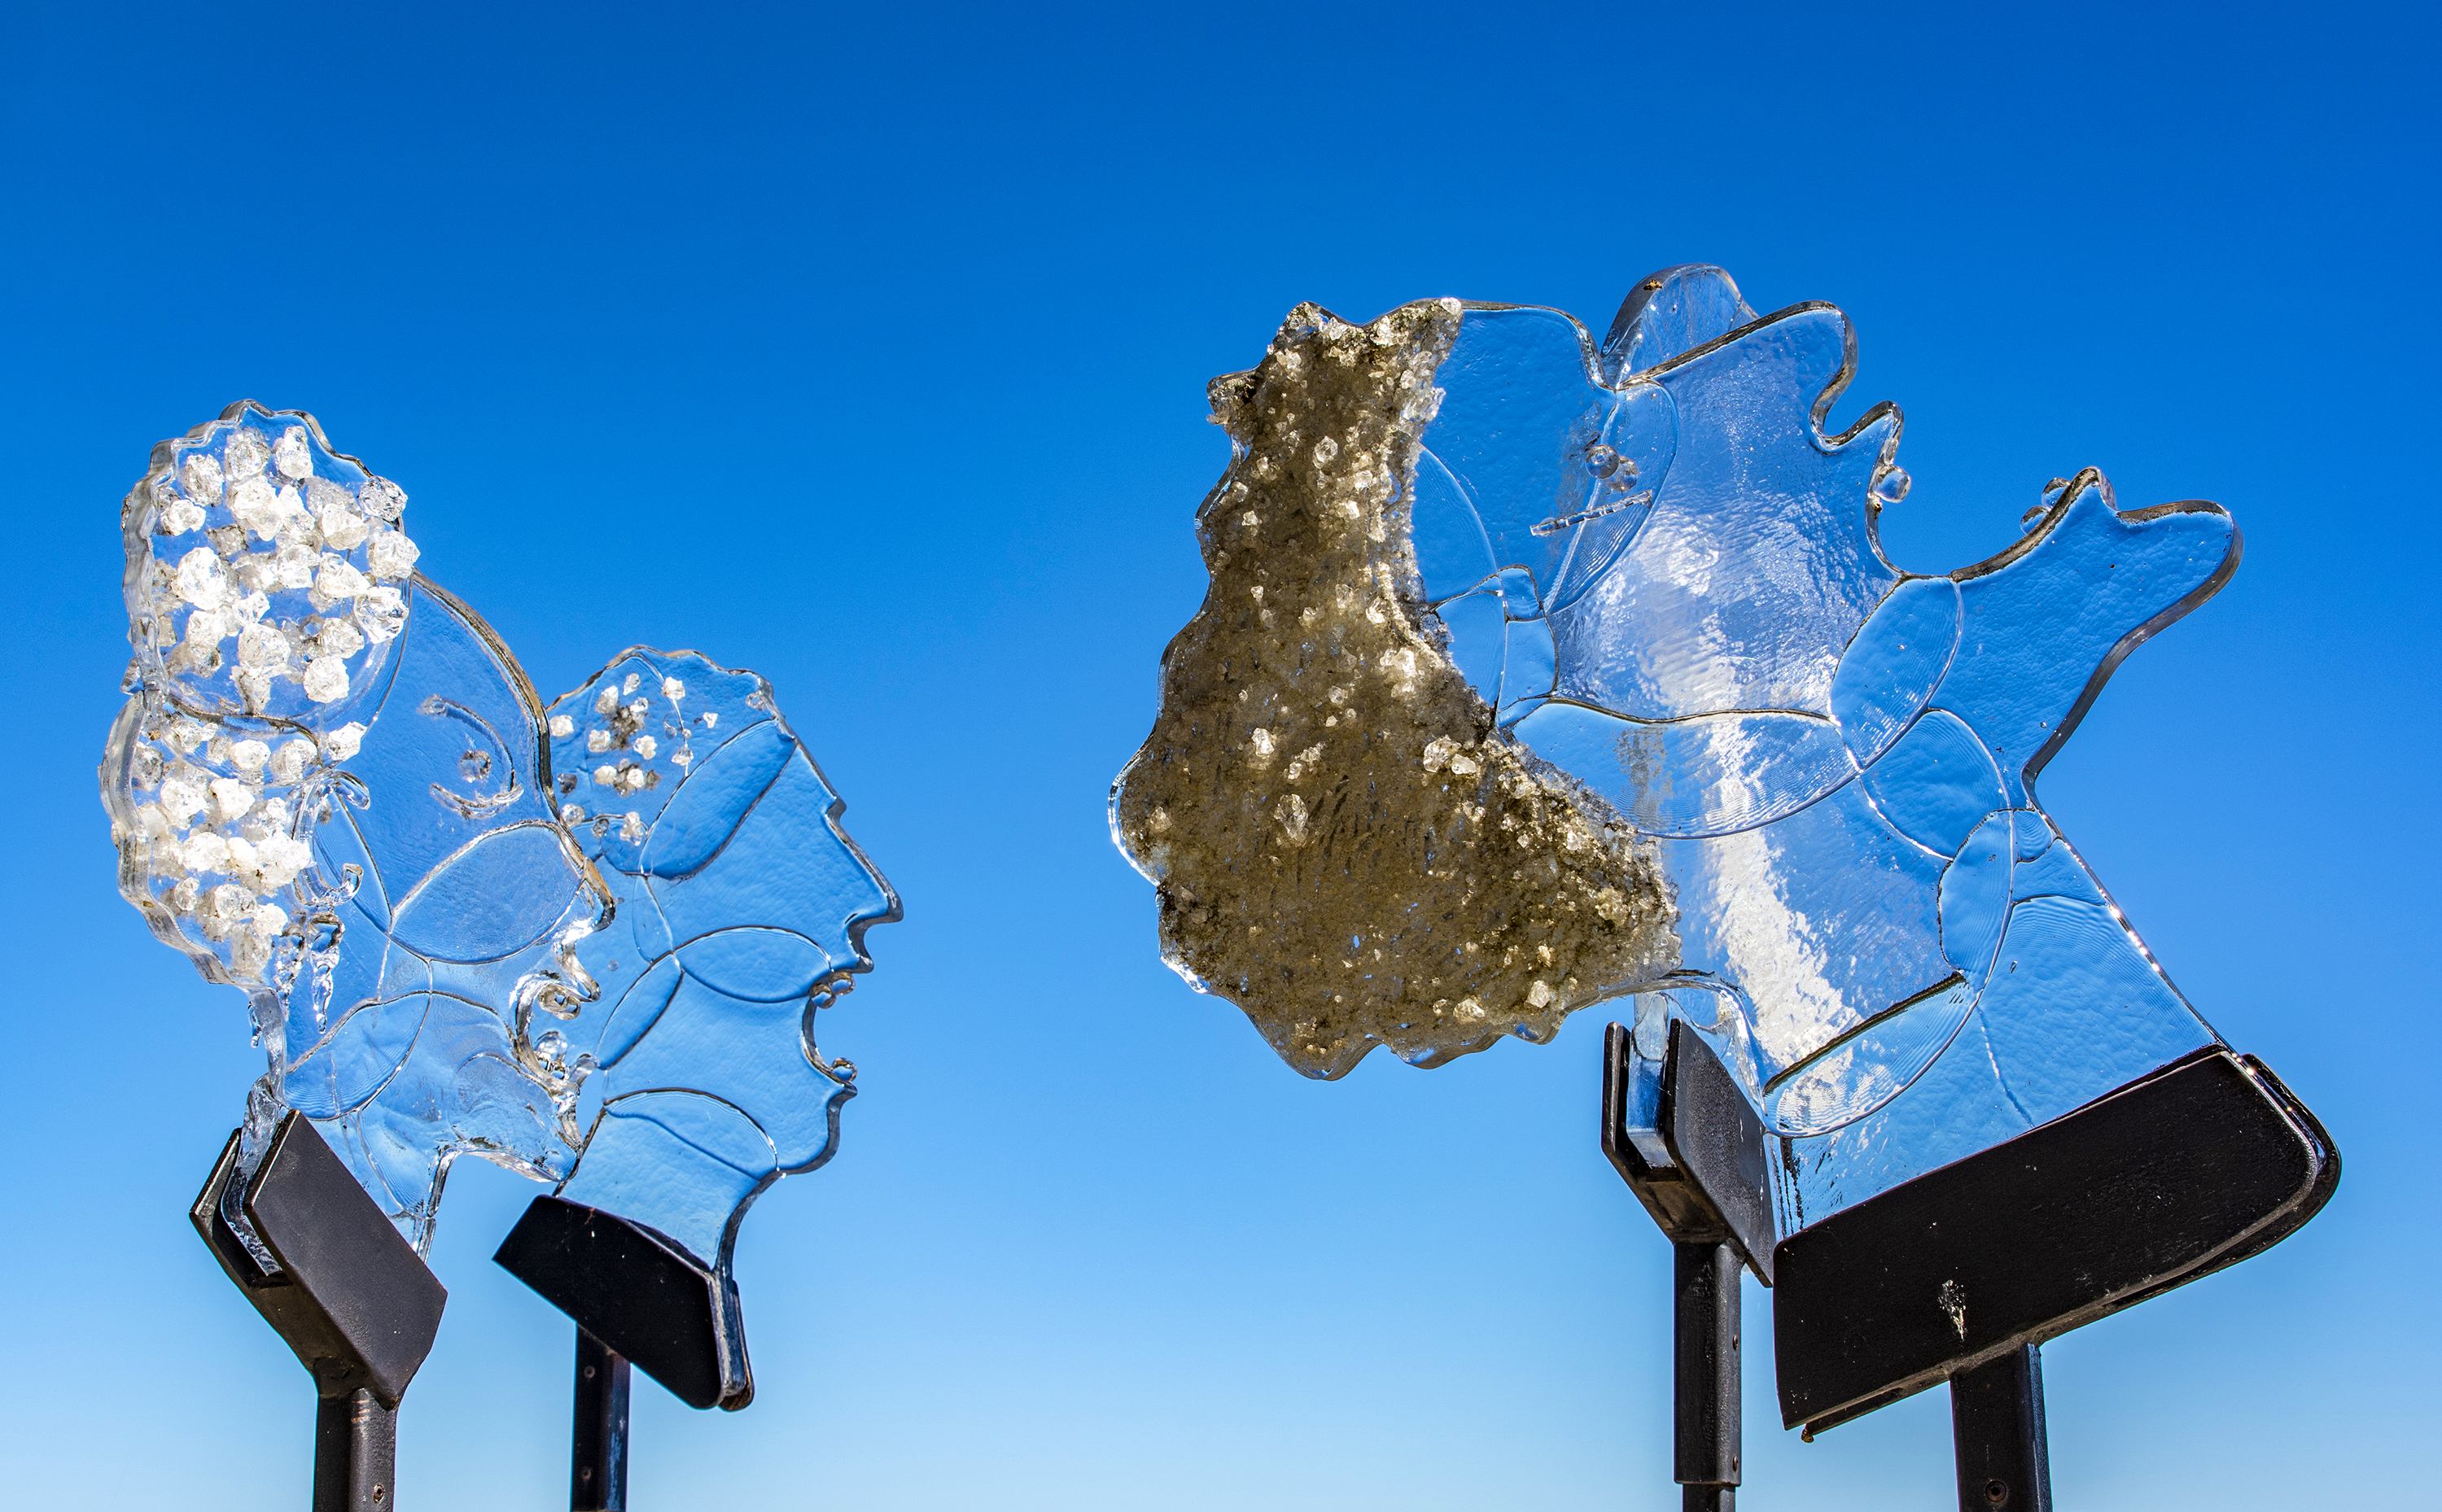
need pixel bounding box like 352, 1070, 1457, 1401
103, 404, 899, 1263
1112, 269, 2232, 1229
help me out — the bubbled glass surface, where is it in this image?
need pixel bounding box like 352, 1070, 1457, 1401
103, 404, 899, 1261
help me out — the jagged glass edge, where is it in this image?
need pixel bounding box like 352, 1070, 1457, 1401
387, 572, 616, 1235
1105, 299, 1673, 1066
551, 642, 905, 991
1582, 304, 2238, 1163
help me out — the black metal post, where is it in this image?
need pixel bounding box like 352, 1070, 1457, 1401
1950, 1344, 2050, 1512
313, 1388, 397, 1511
573, 1328, 632, 1510
1674, 1239, 1741, 1512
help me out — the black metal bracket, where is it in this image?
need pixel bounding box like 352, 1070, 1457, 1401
1774, 1047, 2339, 1437
191, 1112, 448, 1512
1603, 1020, 1778, 1283
495, 1194, 752, 1509
495, 1195, 751, 1410
1604, 1020, 1779, 1508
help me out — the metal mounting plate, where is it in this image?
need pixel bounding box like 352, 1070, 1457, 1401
495, 1195, 752, 1411
1603, 1019, 1779, 1284
190, 1112, 447, 1409
1773, 1047, 2337, 1434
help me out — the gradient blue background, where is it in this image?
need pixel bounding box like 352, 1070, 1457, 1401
3, 3, 2431, 1506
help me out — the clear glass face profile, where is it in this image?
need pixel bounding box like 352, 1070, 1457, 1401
104, 403, 899, 1269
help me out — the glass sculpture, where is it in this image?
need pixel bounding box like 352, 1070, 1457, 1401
104, 403, 899, 1267
1113, 268, 2238, 1229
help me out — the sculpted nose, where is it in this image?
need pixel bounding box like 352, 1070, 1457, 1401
822, 834, 899, 968
849, 863, 891, 924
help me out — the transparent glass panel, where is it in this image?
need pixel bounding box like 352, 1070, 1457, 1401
544, 649, 899, 1266
104, 404, 899, 1263
1114, 270, 2233, 1226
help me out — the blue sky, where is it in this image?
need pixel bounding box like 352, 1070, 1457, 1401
3, 2, 2433, 1507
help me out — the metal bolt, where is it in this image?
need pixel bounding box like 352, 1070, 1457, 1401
1985, 1478, 2010, 1506
584, 1364, 597, 1379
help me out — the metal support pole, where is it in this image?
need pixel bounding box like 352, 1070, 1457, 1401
1950, 1344, 2051, 1512
1674, 1239, 1741, 1512
313, 1389, 397, 1512
572, 1327, 632, 1510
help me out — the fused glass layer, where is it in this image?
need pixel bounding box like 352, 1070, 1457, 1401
104, 404, 899, 1261
1109, 304, 1678, 1078
1115, 269, 2234, 1226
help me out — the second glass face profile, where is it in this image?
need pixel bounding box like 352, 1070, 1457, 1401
1113, 266, 2240, 1234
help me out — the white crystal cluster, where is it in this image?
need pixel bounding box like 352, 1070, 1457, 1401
130, 412, 418, 719
553, 666, 727, 848
114, 711, 346, 979
109, 404, 412, 986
